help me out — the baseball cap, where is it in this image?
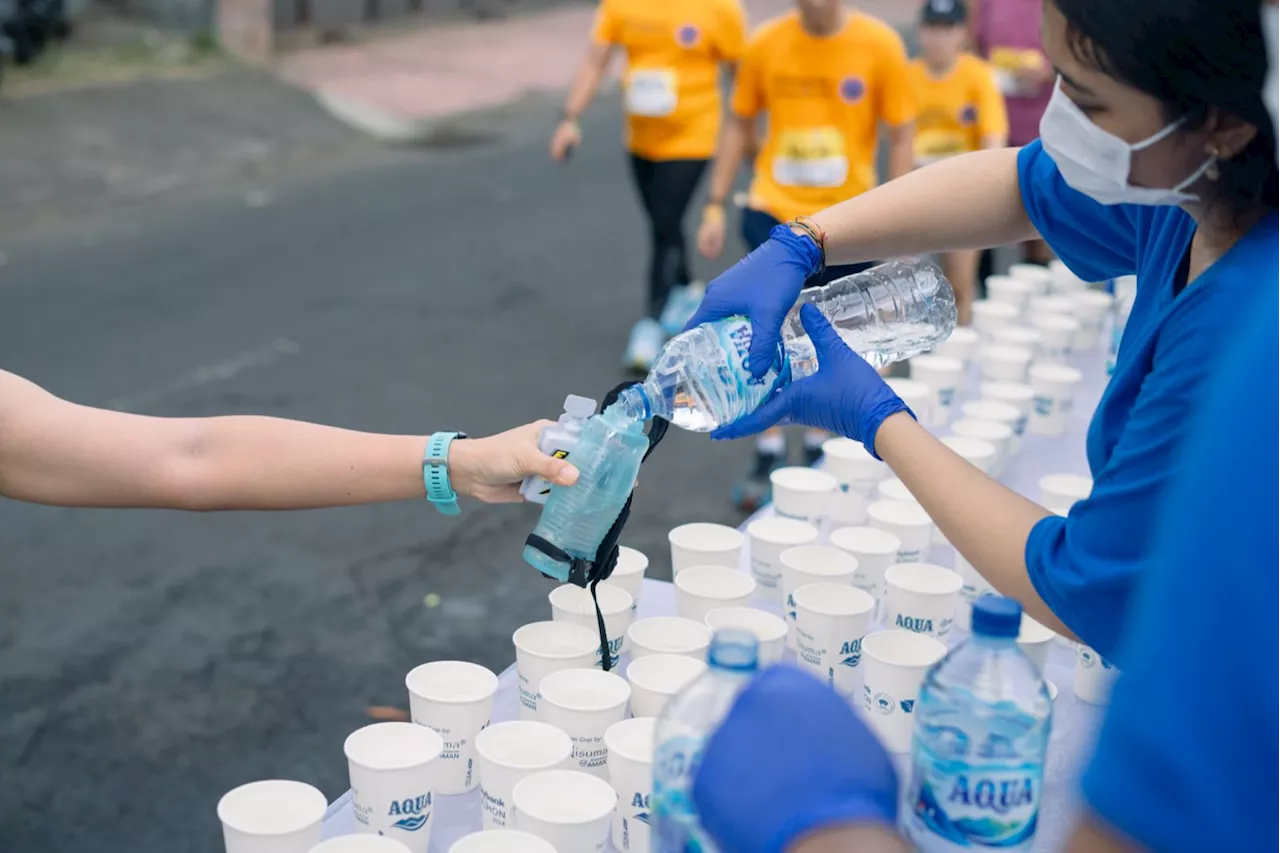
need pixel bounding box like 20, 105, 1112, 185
921, 0, 968, 26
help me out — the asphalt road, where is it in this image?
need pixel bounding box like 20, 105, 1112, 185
0, 93, 757, 852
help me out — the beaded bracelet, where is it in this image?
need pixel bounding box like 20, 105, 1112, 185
785, 215, 827, 275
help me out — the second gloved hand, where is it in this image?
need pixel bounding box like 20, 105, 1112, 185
711, 303, 914, 454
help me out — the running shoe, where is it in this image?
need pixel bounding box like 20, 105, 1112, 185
658, 281, 707, 338
623, 317, 664, 372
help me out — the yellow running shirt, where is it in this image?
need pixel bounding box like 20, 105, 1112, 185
732, 11, 916, 223
593, 0, 747, 161
908, 54, 1008, 165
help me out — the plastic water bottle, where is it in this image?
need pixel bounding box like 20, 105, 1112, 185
521, 404, 649, 581
518, 394, 597, 504
652, 629, 760, 853
615, 258, 956, 431
902, 596, 1052, 851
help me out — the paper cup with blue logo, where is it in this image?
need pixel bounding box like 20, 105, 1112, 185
217, 779, 327, 853
792, 582, 876, 698
704, 607, 788, 665
1031, 312, 1080, 362
991, 325, 1043, 359
953, 551, 994, 633
674, 565, 756, 623
1028, 363, 1083, 437
884, 378, 934, 433
308, 837, 411, 852
746, 516, 819, 602
405, 661, 498, 795
513, 769, 617, 852
1039, 473, 1092, 516
932, 326, 981, 366
939, 435, 999, 478
625, 653, 707, 719
1068, 289, 1114, 349
979, 381, 1035, 441
609, 546, 649, 609
604, 717, 657, 852
1008, 262, 1054, 294
474, 721, 573, 831
1017, 614, 1057, 673
861, 630, 948, 753
821, 437, 887, 525
884, 563, 963, 639
867, 500, 934, 565
343, 722, 445, 853
986, 274, 1035, 315
668, 522, 743, 576
950, 418, 1014, 478
978, 343, 1034, 383
1074, 645, 1120, 705
446, 830, 555, 853
829, 526, 900, 603
779, 544, 859, 650
627, 616, 712, 661
512, 621, 600, 721
769, 467, 840, 527
549, 582, 635, 665
537, 668, 631, 779
971, 300, 1019, 341
908, 354, 964, 427
961, 399, 1023, 454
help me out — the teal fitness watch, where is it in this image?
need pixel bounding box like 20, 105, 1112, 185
424, 431, 468, 516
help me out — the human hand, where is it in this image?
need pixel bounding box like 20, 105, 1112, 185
549, 120, 582, 161
448, 421, 579, 503
697, 205, 727, 258
684, 225, 821, 380
712, 304, 913, 454
693, 666, 900, 853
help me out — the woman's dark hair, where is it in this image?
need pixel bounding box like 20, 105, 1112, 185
1052, 0, 1278, 218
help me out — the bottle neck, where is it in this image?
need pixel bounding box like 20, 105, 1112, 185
613, 385, 652, 422
970, 632, 1017, 649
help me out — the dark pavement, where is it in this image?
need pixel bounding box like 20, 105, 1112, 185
0, 86, 751, 852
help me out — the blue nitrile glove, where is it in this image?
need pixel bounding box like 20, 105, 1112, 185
711, 303, 913, 456
684, 225, 822, 380
692, 666, 899, 853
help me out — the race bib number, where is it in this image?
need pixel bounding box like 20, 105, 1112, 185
626, 69, 678, 117
772, 127, 848, 188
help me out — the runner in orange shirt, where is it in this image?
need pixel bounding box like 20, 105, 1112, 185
551, 0, 747, 370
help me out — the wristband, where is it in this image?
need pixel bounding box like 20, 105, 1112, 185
703, 203, 726, 222
423, 432, 468, 516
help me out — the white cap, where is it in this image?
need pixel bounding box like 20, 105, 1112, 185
563, 394, 597, 419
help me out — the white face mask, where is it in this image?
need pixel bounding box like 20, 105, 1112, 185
1264, 3, 1277, 155
1040, 78, 1215, 206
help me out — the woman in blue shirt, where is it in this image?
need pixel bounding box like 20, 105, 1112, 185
687, 0, 1279, 660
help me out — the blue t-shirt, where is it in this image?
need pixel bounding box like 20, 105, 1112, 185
1081, 284, 1278, 852
1017, 141, 1278, 660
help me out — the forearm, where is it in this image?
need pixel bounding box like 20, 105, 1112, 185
707, 115, 752, 205
981, 134, 1008, 150
562, 43, 613, 120
790, 824, 911, 853
874, 412, 1076, 638
885, 125, 915, 181
812, 148, 1036, 264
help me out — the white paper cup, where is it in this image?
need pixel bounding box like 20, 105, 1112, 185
343, 723, 445, 853
979, 381, 1035, 439
512, 621, 600, 720
909, 354, 964, 427
1029, 363, 1084, 437
1031, 312, 1081, 362
829, 526, 900, 601
821, 437, 887, 525
960, 399, 1023, 451
885, 377, 934, 428
1069, 290, 1114, 349
474, 721, 573, 831
884, 563, 963, 638
985, 274, 1035, 314
705, 607, 789, 665
627, 616, 712, 661
972, 300, 1020, 340
747, 516, 819, 601
861, 630, 947, 752
953, 552, 993, 633
991, 325, 1042, 354
780, 544, 860, 649
933, 326, 981, 363
1028, 294, 1076, 317
876, 477, 913, 503
1017, 614, 1057, 673
940, 435, 998, 475
604, 717, 657, 852
950, 418, 1014, 477
610, 546, 649, 609
978, 343, 1033, 383
867, 499, 933, 564
310, 837, 411, 853
537, 669, 631, 778
792, 582, 877, 697
513, 770, 617, 852
675, 565, 756, 623
1113, 274, 1137, 301
1049, 259, 1088, 294
770, 466, 840, 526
549, 583, 635, 665
218, 780, 327, 853
625, 653, 707, 718
1007, 263, 1053, 294
1039, 473, 1092, 515
447, 831, 555, 853
1074, 645, 1120, 705
668, 523, 744, 576
404, 661, 498, 795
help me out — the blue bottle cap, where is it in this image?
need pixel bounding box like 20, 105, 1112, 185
707, 628, 760, 672
971, 594, 1022, 638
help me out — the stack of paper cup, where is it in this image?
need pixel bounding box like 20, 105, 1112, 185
668, 523, 744, 576
604, 717, 657, 852
1028, 294, 1076, 318
311, 836, 412, 852
940, 435, 998, 475
959, 400, 1022, 452
537, 669, 631, 777
675, 566, 756, 622
779, 545, 859, 648
626, 616, 711, 660
821, 436, 888, 525
971, 300, 1020, 341
985, 274, 1035, 315
979, 381, 1034, 441
549, 583, 635, 664
343, 723, 445, 852
978, 344, 1033, 383
1049, 259, 1088, 294
1016, 613, 1057, 675
950, 418, 1014, 476
953, 552, 994, 632
1030, 312, 1080, 362
1074, 645, 1119, 705
1007, 263, 1053, 294
908, 354, 965, 427
610, 546, 649, 608
792, 582, 876, 697
933, 326, 981, 363
513, 770, 616, 851
1039, 473, 1092, 515
770, 467, 840, 526
474, 721, 573, 830
405, 661, 499, 795
512, 622, 600, 720
992, 325, 1042, 354
447, 831, 554, 853
861, 630, 948, 752
829, 526, 901, 601
704, 607, 788, 664
626, 653, 707, 717
746, 516, 819, 601
885, 378, 933, 428
884, 563, 963, 638
1028, 363, 1084, 436
867, 499, 933, 564
217, 780, 327, 853
1069, 290, 1114, 349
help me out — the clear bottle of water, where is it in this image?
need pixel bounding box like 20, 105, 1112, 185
615, 258, 956, 431
652, 629, 760, 853
902, 596, 1052, 852
521, 405, 649, 581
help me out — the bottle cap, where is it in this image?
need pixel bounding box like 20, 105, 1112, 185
563, 395, 597, 419
971, 594, 1022, 638
707, 628, 760, 672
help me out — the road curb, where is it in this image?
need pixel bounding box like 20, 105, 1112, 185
312, 91, 445, 144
